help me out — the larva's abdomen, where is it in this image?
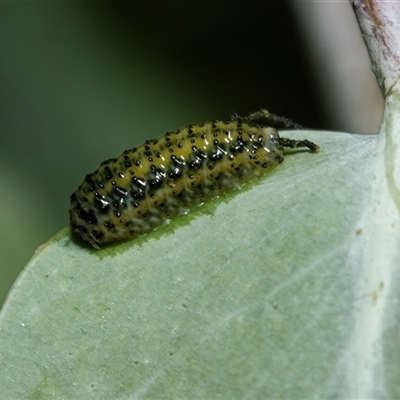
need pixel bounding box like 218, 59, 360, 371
69, 119, 306, 248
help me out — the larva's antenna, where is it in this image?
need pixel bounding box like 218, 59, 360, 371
276, 137, 320, 153
231, 108, 306, 130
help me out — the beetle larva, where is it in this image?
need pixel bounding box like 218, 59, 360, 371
70, 109, 319, 248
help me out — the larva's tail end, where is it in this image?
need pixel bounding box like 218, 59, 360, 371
278, 137, 320, 153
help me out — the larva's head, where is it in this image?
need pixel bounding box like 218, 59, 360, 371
262, 127, 285, 153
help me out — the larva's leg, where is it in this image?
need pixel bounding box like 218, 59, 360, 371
231, 109, 306, 130
231, 110, 265, 122
277, 137, 320, 153
260, 110, 307, 130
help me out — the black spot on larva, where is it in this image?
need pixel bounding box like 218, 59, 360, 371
114, 198, 126, 210
145, 145, 151, 151
168, 155, 184, 179
94, 193, 111, 213
156, 152, 162, 158
209, 144, 226, 161
148, 168, 165, 189
230, 138, 246, 153
118, 172, 124, 179
187, 151, 205, 169
135, 160, 141, 167
262, 162, 268, 168
178, 142, 183, 148
114, 186, 128, 197
92, 230, 104, 240
130, 177, 146, 199
252, 142, 262, 151
145, 151, 151, 156
78, 207, 98, 225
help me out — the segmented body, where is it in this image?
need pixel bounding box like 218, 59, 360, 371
70, 115, 318, 248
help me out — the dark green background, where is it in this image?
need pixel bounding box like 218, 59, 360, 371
0, 2, 335, 306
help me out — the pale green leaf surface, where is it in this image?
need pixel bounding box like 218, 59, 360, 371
1, 130, 391, 399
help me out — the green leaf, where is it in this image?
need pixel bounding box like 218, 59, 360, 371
3, 129, 395, 399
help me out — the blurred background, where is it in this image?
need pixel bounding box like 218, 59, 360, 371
0, 1, 383, 306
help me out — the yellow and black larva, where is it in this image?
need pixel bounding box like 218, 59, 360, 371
70, 109, 319, 248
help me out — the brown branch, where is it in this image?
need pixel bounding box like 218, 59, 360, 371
351, 0, 400, 96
